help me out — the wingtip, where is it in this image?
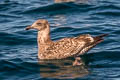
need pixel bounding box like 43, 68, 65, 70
95, 34, 109, 38
93, 34, 108, 42
100, 34, 109, 37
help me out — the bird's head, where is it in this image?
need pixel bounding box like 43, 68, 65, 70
26, 19, 49, 31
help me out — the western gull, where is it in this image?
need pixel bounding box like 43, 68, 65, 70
26, 19, 108, 66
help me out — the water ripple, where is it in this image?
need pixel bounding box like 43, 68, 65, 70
0, 0, 120, 80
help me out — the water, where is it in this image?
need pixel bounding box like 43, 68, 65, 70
0, 0, 120, 80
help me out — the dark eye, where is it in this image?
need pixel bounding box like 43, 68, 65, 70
37, 23, 42, 26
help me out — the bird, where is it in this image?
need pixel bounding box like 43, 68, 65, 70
25, 19, 108, 66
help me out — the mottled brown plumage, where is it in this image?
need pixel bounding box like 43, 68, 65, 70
26, 19, 108, 61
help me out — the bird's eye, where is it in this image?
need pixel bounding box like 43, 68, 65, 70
37, 23, 42, 26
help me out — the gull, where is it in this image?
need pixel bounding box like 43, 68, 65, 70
26, 19, 108, 66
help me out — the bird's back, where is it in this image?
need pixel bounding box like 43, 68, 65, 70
39, 34, 97, 59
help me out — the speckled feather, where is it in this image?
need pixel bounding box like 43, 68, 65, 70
26, 19, 108, 60
39, 34, 98, 59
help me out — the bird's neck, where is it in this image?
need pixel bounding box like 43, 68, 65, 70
37, 29, 52, 59
37, 29, 52, 46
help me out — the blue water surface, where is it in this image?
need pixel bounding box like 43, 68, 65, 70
0, 0, 120, 80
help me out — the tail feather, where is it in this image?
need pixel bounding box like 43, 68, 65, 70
77, 34, 108, 56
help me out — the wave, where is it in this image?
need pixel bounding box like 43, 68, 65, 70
0, 32, 36, 45
21, 2, 93, 14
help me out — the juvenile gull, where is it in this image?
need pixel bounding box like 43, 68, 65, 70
26, 19, 108, 65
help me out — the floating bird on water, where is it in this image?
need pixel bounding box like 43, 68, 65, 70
26, 19, 108, 66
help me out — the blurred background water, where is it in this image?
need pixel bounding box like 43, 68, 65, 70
0, 0, 120, 80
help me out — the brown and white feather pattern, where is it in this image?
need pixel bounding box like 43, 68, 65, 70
26, 19, 108, 60
39, 34, 96, 59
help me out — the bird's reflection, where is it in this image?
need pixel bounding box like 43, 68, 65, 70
38, 58, 89, 79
